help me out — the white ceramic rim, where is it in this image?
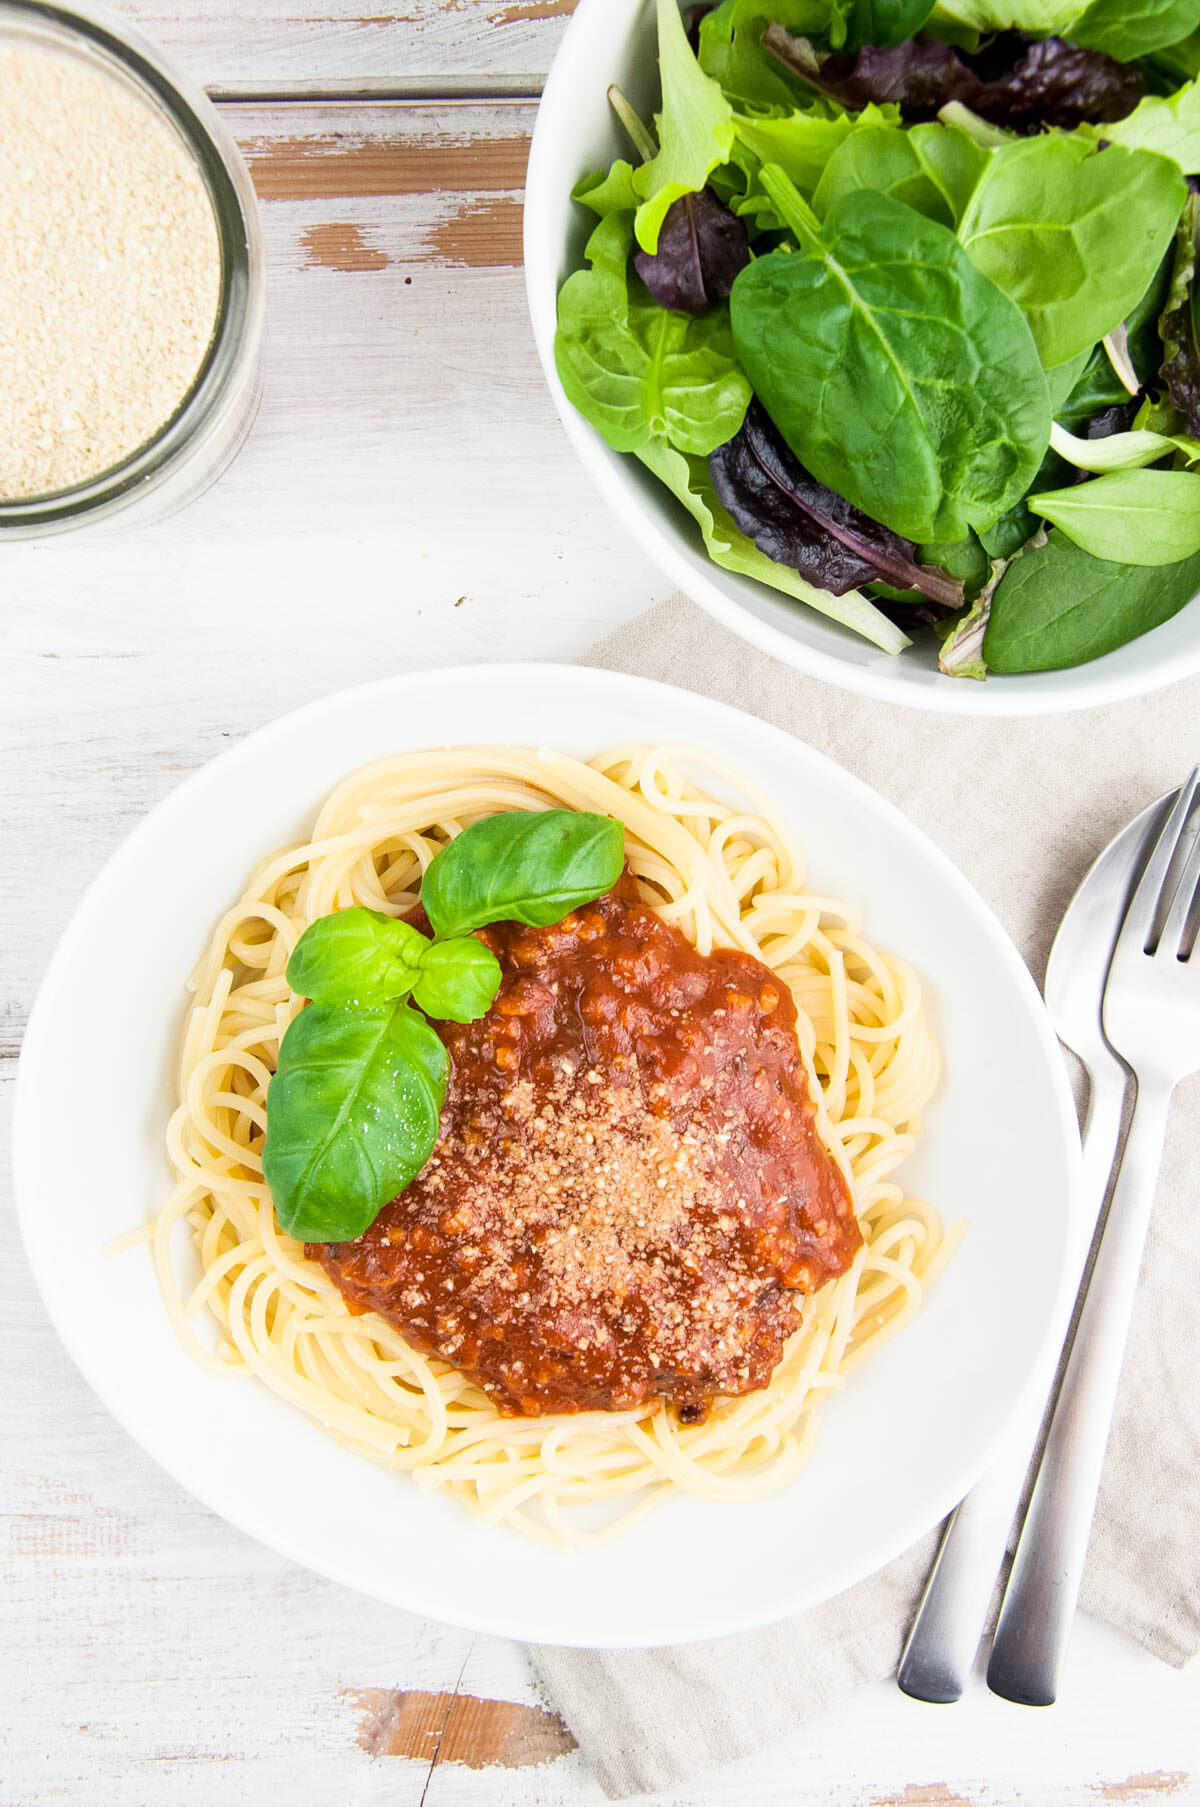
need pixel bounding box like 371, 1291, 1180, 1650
523, 0, 1200, 717
13, 664, 1084, 1645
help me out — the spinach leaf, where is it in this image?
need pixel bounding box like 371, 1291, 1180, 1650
633, 188, 750, 312
285, 907, 427, 1005
1160, 192, 1200, 433
1101, 78, 1200, 173
730, 173, 1050, 542
410, 937, 503, 1025
638, 436, 911, 649
709, 400, 965, 603
1028, 467, 1200, 562
263, 1001, 448, 1244
958, 136, 1186, 367
554, 212, 751, 457
984, 529, 1200, 669
1052, 250, 1175, 424
421, 810, 626, 940
634, 0, 736, 254
812, 118, 989, 226
1068, 0, 1199, 64
762, 26, 1146, 129
978, 446, 1071, 556
834, 0, 936, 53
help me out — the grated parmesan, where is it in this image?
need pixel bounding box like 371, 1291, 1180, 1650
0, 41, 221, 500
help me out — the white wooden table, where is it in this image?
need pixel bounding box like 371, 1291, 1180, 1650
2, 7, 1198, 1802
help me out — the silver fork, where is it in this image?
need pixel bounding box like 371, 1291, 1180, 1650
988, 769, 1200, 1706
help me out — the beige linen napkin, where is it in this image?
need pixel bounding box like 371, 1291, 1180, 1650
530, 595, 1200, 1801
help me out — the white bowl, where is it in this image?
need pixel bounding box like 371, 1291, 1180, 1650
14, 664, 1081, 1646
523, 0, 1200, 715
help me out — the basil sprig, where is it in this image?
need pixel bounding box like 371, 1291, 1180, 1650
261, 809, 625, 1244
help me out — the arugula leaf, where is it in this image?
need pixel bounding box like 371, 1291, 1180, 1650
410, 937, 503, 1025
421, 810, 626, 939
984, 529, 1200, 669
1101, 79, 1200, 173
263, 1001, 448, 1244
634, 0, 736, 254
1068, 0, 1200, 64
554, 212, 750, 456
1160, 192, 1200, 434
709, 401, 964, 603
286, 907, 428, 1005
812, 118, 989, 226
730, 172, 1050, 542
1028, 467, 1200, 563
639, 436, 911, 649
958, 136, 1186, 367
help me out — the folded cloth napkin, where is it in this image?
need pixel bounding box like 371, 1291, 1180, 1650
530, 594, 1200, 1801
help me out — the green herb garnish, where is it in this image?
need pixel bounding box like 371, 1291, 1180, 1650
261, 808, 625, 1244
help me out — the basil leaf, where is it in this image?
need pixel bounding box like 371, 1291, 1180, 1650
411, 937, 503, 1025
813, 120, 990, 229
1069, 0, 1199, 64
984, 529, 1200, 670
554, 211, 751, 458
421, 810, 626, 939
730, 175, 1050, 542
957, 137, 1186, 368
1102, 79, 1200, 174
263, 1001, 448, 1244
1028, 468, 1200, 564
633, 0, 736, 255
285, 907, 427, 1005
638, 436, 911, 651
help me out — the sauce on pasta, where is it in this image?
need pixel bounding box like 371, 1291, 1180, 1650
311, 876, 860, 1420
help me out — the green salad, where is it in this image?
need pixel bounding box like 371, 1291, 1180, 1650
553, 0, 1200, 677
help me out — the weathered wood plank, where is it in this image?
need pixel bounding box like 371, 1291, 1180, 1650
115, 0, 577, 92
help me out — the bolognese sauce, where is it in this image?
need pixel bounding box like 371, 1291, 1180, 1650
311, 874, 860, 1421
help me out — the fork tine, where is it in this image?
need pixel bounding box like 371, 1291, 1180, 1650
1158, 791, 1200, 959
1113, 768, 1200, 960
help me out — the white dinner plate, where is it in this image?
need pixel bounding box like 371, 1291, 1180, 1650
14, 665, 1081, 1647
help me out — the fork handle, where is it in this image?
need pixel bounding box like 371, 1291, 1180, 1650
897, 1058, 1127, 1704
987, 1078, 1173, 1706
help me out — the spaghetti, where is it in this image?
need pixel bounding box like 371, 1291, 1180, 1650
147, 744, 953, 1546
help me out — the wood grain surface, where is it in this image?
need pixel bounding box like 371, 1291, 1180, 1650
120, 0, 577, 91
3, 4, 1199, 1804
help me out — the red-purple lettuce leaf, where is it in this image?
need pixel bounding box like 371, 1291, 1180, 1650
708, 401, 965, 605
633, 188, 751, 312
761, 25, 1145, 131
1160, 191, 1200, 435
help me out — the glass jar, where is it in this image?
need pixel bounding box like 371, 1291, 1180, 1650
0, 0, 266, 537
